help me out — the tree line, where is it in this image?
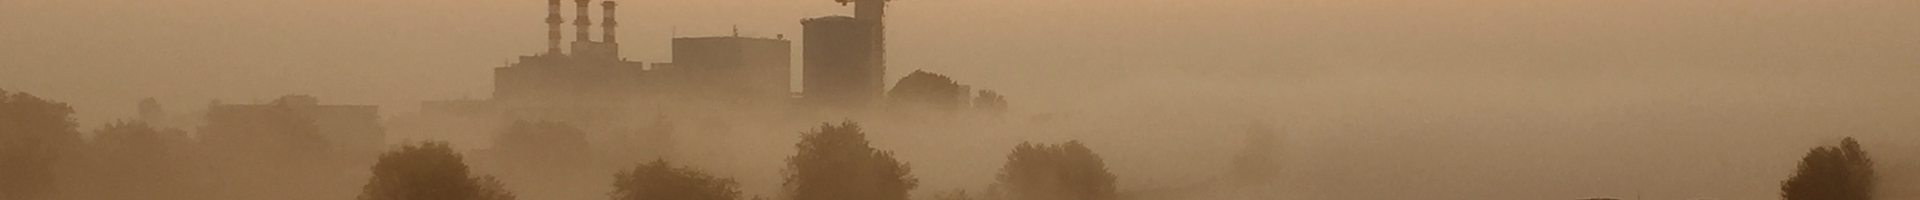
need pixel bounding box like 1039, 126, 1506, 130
0, 89, 1122, 200
0, 87, 1892, 200
361, 121, 1122, 200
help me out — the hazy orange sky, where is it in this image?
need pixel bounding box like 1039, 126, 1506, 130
4, 0, 1916, 126
5, 1, 1920, 199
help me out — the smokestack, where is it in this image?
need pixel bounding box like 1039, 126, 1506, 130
601, 1, 617, 43
855, 0, 883, 22
546, 0, 564, 54
574, 0, 593, 42
857, 0, 886, 95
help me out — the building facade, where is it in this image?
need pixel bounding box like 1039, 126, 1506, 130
205, 95, 384, 158
483, 0, 800, 122
802, 16, 884, 110
671, 36, 793, 107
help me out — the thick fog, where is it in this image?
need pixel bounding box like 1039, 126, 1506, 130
4, 0, 1920, 200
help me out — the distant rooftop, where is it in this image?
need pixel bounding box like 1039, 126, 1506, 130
673, 35, 788, 41
803, 15, 856, 22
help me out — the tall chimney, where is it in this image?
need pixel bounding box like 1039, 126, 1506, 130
546, 0, 564, 54
856, 0, 886, 96
855, 0, 883, 23
601, 1, 617, 43
574, 0, 593, 42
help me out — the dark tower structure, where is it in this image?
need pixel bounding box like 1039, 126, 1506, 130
573, 0, 593, 43
546, 0, 565, 55
601, 1, 618, 43
802, 0, 890, 111
854, 0, 885, 83
568, 0, 616, 59
498, 0, 643, 107
802, 16, 879, 110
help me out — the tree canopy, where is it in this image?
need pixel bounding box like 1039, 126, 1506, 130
359, 141, 514, 200
971, 90, 1008, 116
995, 141, 1116, 200
67, 120, 200, 200
1781, 137, 1874, 200
611, 159, 742, 200
0, 89, 82, 200
888, 70, 967, 112
784, 122, 917, 200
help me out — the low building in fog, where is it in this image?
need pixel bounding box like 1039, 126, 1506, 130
205, 95, 384, 157
669, 36, 793, 107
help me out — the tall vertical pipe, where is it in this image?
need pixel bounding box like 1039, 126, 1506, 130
546, 0, 564, 54
602, 1, 618, 43
574, 0, 593, 42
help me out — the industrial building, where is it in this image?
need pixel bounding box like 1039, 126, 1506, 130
802, 0, 891, 111
802, 16, 883, 110
493, 0, 649, 108
431, 0, 995, 122
481, 0, 794, 121
205, 95, 385, 157
670, 36, 793, 107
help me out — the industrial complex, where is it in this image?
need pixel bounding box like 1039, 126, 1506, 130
424, 0, 984, 123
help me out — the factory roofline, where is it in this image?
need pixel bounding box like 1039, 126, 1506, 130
674, 35, 789, 41
802, 15, 857, 22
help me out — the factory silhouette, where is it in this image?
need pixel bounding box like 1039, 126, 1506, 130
9, 1, 1905, 200
403, 1, 1008, 199
58, 1, 1014, 200
412, 0, 997, 125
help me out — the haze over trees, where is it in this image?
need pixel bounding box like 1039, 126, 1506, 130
1231, 122, 1279, 183
136, 98, 167, 125
199, 101, 330, 162
992, 141, 1117, 200
197, 99, 351, 200
490, 120, 593, 168
607, 118, 677, 167
63, 121, 202, 200
358, 141, 515, 200
611, 159, 742, 200
483, 120, 597, 200
1781, 137, 1875, 200
0, 89, 82, 200
785, 122, 918, 200
971, 90, 1007, 116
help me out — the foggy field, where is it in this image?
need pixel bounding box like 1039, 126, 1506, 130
4, 0, 1919, 200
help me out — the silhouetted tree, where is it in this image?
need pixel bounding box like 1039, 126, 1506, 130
475, 175, 515, 200
888, 70, 968, 112
1231, 122, 1279, 182
784, 122, 918, 200
611, 159, 742, 200
995, 141, 1116, 200
1782, 137, 1874, 200
359, 141, 515, 200
67, 120, 200, 200
972, 90, 1008, 116
137, 98, 168, 125
0, 89, 82, 200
